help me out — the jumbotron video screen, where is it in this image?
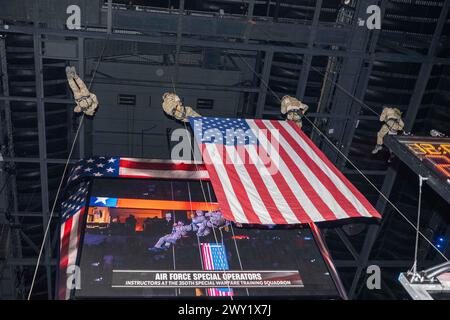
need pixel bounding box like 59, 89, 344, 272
74, 178, 340, 298
400, 137, 450, 180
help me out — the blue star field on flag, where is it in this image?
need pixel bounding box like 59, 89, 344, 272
189, 117, 258, 146
68, 156, 120, 183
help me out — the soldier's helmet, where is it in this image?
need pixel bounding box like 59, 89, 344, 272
163, 92, 181, 102
280, 96, 290, 114
380, 106, 402, 121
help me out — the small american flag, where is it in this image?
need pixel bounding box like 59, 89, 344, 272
58, 182, 89, 300
201, 243, 233, 297
68, 157, 208, 182
190, 117, 381, 224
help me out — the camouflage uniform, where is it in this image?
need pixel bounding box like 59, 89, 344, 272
280, 95, 309, 128
372, 107, 405, 154
162, 92, 201, 122
205, 211, 226, 228
66, 66, 98, 116
153, 222, 190, 249
196, 220, 211, 237
191, 211, 210, 237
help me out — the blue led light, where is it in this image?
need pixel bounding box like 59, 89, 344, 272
433, 236, 447, 252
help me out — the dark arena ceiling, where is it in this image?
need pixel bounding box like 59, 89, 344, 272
0, 0, 449, 300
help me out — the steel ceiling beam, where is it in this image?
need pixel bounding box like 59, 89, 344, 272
2, 24, 450, 65
108, 8, 350, 46
255, 50, 273, 118
77, 37, 86, 159
33, 32, 53, 300
310, 0, 384, 299
337, 0, 387, 168
309, 34, 382, 306
318, 0, 371, 164
85, 77, 261, 93
295, 0, 322, 100
0, 31, 23, 299
7, 258, 57, 266
0, 210, 61, 218
403, 5, 450, 132
0, 96, 74, 104
173, 0, 184, 86
1, 157, 77, 164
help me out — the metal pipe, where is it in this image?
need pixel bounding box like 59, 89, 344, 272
310, 222, 349, 300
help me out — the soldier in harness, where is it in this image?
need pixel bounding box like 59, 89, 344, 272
372, 107, 405, 154
196, 210, 228, 237
280, 95, 309, 129
162, 92, 201, 122
66, 66, 99, 116
150, 221, 191, 251
191, 210, 211, 237
205, 210, 227, 229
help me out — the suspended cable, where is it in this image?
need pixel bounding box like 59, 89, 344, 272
187, 181, 205, 271
28, 33, 111, 300
169, 180, 178, 296
409, 175, 429, 277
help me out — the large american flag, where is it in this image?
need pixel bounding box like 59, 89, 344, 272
201, 243, 233, 297
189, 117, 381, 224
58, 182, 89, 300
68, 157, 208, 182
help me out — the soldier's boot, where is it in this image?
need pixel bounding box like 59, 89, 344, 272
149, 246, 165, 252
184, 106, 201, 120
372, 144, 383, 154
65, 66, 77, 79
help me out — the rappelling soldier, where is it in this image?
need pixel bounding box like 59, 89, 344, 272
162, 92, 201, 122
150, 221, 190, 251
205, 210, 226, 229
280, 95, 309, 128
66, 66, 99, 116
191, 210, 210, 237
372, 107, 405, 154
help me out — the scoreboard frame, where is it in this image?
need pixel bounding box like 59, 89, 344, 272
384, 135, 450, 205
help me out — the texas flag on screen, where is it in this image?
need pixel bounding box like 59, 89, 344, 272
89, 197, 118, 207
189, 117, 381, 225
